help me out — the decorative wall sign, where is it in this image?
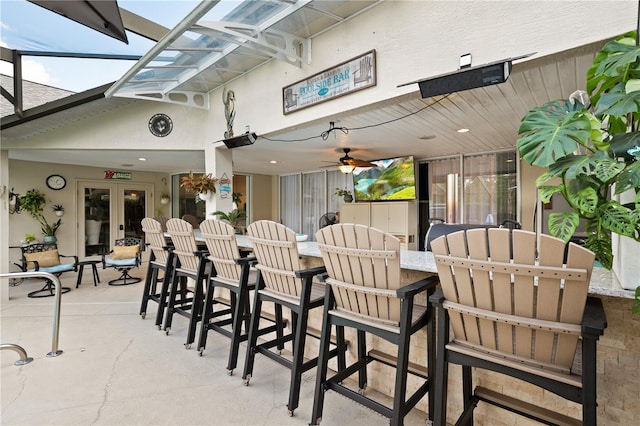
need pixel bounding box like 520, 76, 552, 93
148, 113, 173, 137
218, 173, 231, 199
282, 50, 376, 115
104, 170, 132, 180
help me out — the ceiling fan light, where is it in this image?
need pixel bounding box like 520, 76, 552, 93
339, 164, 355, 174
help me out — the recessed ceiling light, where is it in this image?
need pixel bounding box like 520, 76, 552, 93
270, 160, 278, 164
138, 157, 147, 161
457, 128, 470, 133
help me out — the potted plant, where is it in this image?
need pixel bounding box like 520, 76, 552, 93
52, 203, 64, 217
22, 233, 36, 245
19, 189, 63, 244
212, 208, 247, 233
516, 32, 640, 305
335, 188, 353, 203
160, 192, 170, 205
180, 171, 218, 201
41, 217, 62, 243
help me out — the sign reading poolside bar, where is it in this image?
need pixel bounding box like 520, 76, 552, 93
282, 50, 376, 115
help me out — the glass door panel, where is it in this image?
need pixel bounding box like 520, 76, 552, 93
123, 187, 146, 241
79, 181, 153, 259
83, 186, 112, 256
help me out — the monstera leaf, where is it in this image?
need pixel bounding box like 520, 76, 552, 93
517, 101, 591, 168
587, 32, 640, 104
518, 32, 640, 280
595, 83, 640, 117
548, 212, 579, 243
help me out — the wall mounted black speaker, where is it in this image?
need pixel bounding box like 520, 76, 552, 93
222, 132, 257, 149
417, 61, 512, 98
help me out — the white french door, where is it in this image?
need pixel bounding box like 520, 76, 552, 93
78, 181, 153, 258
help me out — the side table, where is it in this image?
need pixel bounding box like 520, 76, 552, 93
76, 260, 101, 288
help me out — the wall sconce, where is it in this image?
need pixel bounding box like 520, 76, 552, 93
339, 164, 355, 174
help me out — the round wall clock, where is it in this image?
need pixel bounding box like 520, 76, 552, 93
46, 174, 66, 190
148, 113, 173, 137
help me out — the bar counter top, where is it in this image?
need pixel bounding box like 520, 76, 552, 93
235, 235, 637, 300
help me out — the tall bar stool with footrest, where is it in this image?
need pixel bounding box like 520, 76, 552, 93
164, 218, 215, 349
140, 217, 175, 327
311, 223, 438, 426
429, 228, 607, 426
197, 219, 278, 375
242, 220, 346, 417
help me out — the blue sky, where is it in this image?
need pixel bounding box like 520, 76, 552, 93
0, 0, 206, 92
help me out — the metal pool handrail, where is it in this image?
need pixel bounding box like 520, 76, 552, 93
0, 271, 64, 360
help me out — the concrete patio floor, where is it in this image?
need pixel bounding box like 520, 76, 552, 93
1, 262, 431, 425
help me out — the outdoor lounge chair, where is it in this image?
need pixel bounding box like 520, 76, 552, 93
429, 228, 607, 425
19, 243, 76, 298
311, 224, 438, 426
102, 237, 142, 286
242, 220, 346, 417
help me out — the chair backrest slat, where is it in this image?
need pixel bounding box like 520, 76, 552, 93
247, 220, 302, 297
316, 224, 402, 324
200, 219, 242, 282
432, 229, 595, 371
166, 218, 201, 273
142, 218, 169, 264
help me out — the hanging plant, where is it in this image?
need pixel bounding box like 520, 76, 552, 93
180, 171, 218, 194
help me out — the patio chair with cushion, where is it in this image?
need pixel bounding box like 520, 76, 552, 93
140, 218, 175, 327
311, 224, 438, 426
19, 243, 77, 298
102, 237, 142, 286
163, 218, 212, 348
242, 220, 346, 417
429, 228, 608, 426
197, 219, 276, 375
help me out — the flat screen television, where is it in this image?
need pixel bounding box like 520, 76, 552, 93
352, 155, 416, 201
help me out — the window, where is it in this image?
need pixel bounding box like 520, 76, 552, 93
424, 151, 517, 226
279, 170, 352, 240
280, 174, 300, 231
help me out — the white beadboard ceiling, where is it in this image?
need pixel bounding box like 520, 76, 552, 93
6, 41, 599, 175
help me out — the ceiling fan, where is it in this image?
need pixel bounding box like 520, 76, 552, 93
323, 148, 375, 173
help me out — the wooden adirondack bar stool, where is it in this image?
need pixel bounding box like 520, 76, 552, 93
311, 224, 438, 426
164, 218, 212, 349
429, 229, 608, 425
197, 219, 269, 374
140, 217, 175, 327
242, 220, 346, 417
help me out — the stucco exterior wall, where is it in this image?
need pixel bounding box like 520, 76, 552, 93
206, 1, 638, 142
1, 100, 211, 155
6, 159, 168, 259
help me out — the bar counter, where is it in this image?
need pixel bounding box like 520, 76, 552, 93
236, 235, 637, 300
207, 233, 639, 424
